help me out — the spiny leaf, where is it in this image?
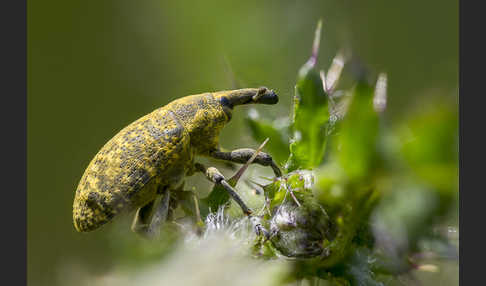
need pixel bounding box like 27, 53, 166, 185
337, 80, 379, 182
245, 109, 290, 164
325, 52, 346, 94
286, 20, 330, 172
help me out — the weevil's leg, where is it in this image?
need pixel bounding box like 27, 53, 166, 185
210, 148, 282, 177
131, 186, 171, 238
148, 189, 171, 233
195, 163, 271, 238
195, 163, 252, 215
131, 196, 162, 237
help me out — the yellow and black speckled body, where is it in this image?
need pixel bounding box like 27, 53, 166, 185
73, 91, 234, 232
73, 87, 279, 232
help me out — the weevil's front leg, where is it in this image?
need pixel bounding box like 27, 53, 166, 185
131, 186, 171, 238
195, 163, 272, 239
195, 163, 252, 215
210, 148, 282, 177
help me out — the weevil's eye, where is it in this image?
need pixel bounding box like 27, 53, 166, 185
220, 96, 233, 109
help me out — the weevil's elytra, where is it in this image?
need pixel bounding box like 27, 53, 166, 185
73, 87, 280, 234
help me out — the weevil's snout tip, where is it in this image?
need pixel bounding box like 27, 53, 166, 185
253, 87, 279, 105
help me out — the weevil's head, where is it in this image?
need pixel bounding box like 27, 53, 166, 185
172, 88, 278, 155
215, 87, 279, 120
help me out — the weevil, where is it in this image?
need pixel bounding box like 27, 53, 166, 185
73, 87, 281, 237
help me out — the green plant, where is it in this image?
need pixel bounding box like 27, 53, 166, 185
103, 20, 458, 286
239, 20, 458, 285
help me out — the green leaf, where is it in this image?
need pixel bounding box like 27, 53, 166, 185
245, 109, 290, 164
264, 170, 315, 210
337, 81, 379, 182
201, 184, 230, 215
286, 20, 330, 172
397, 101, 458, 195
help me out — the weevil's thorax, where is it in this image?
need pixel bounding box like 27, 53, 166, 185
167, 93, 230, 155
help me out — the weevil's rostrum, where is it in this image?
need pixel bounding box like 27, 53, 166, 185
73, 88, 280, 233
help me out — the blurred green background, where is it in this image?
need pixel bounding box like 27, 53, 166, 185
28, 1, 457, 285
